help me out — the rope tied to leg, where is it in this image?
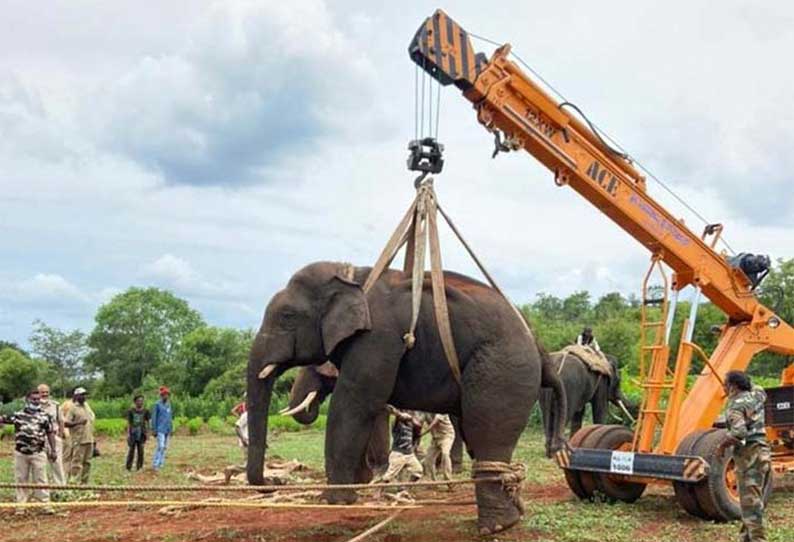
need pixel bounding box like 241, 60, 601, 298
471, 460, 526, 513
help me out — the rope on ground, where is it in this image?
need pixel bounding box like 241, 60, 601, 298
343, 509, 405, 542
0, 500, 420, 511
0, 476, 502, 493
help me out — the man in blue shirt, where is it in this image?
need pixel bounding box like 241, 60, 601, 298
151, 386, 173, 471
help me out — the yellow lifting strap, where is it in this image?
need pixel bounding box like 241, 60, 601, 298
361, 179, 538, 387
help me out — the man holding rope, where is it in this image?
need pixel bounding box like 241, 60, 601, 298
0, 388, 58, 514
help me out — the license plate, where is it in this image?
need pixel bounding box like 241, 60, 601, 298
777, 402, 791, 410
610, 451, 635, 475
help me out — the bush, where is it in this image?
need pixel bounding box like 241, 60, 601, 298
94, 418, 127, 437
186, 417, 203, 435
1, 424, 13, 440
268, 414, 326, 432
173, 416, 189, 432
207, 415, 230, 434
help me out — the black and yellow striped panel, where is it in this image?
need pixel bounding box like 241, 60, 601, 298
408, 9, 482, 90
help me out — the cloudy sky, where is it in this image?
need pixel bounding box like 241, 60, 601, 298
2, 1, 793, 347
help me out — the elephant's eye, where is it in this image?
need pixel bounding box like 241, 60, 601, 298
279, 311, 300, 326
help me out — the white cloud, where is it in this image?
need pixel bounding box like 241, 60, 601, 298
141, 254, 237, 300
1, 0, 794, 349
7, 273, 89, 305
87, 0, 385, 186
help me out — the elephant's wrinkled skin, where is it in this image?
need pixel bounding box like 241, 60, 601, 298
540, 352, 626, 454
286, 362, 390, 479
247, 262, 567, 534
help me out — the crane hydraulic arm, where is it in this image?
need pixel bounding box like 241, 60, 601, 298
409, 8, 794, 502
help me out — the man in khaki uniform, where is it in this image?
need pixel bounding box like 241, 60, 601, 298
422, 412, 455, 482
0, 388, 57, 514
64, 387, 96, 484
38, 384, 66, 486
60, 391, 75, 471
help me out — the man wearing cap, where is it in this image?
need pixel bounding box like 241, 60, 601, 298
64, 387, 96, 484
38, 384, 66, 487
0, 388, 58, 513
151, 386, 174, 471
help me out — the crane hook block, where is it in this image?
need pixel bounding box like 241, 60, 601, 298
407, 137, 445, 175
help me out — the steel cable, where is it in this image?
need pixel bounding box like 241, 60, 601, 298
467, 32, 736, 255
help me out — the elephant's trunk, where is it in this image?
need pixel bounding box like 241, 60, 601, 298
247, 362, 281, 485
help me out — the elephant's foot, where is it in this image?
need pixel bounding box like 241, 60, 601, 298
322, 487, 359, 505
354, 463, 374, 484
475, 479, 523, 536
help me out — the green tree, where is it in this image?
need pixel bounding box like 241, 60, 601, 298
172, 327, 253, 396
0, 348, 41, 403
0, 341, 29, 357
561, 291, 591, 322
593, 292, 627, 320
86, 288, 204, 395
29, 320, 87, 397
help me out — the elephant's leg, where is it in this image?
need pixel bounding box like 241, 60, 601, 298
462, 348, 537, 535
570, 409, 585, 437
538, 388, 553, 458
324, 349, 400, 504
450, 416, 464, 473
591, 382, 609, 425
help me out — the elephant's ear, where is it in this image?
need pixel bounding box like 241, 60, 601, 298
321, 276, 371, 356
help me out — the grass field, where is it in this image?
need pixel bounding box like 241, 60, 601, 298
1, 426, 793, 541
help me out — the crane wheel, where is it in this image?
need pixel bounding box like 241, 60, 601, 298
687, 429, 773, 521
673, 429, 716, 519
564, 425, 603, 499
587, 425, 646, 503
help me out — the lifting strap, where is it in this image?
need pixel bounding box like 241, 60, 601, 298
360, 178, 539, 387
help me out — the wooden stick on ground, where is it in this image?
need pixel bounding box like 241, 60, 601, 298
344, 510, 405, 542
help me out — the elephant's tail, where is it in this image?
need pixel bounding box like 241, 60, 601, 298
539, 346, 568, 457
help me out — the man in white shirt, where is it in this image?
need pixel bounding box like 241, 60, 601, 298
576, 327, 601, 352
38, 384, 66, 487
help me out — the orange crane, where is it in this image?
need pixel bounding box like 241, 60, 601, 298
409, 9, 794, 520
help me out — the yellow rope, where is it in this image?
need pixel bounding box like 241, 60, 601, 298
0, 500, 419, 511
0, 477, 498, 493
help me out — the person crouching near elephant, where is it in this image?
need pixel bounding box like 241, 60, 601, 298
374, 408, 423, 488
421, 412, 455, 485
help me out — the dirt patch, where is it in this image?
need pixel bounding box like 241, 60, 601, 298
0, 481, 566, 542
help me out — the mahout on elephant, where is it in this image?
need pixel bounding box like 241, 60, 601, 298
247, 261, 567, 535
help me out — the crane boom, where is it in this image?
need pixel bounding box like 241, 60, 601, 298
409, 9, 794, 496
409, 10, 794, 351
410, 10, 788, 328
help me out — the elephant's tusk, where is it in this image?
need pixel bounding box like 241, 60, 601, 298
617, 399, 636, 423
279, 391, 318, 417
258, 364, 277, 380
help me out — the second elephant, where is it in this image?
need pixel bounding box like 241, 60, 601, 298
540, 351, 627, 455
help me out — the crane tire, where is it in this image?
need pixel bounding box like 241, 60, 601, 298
588, 425, 646, 503
690, 429, 772, 521
672, 429, 716, 519
564, 425, 603, 499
